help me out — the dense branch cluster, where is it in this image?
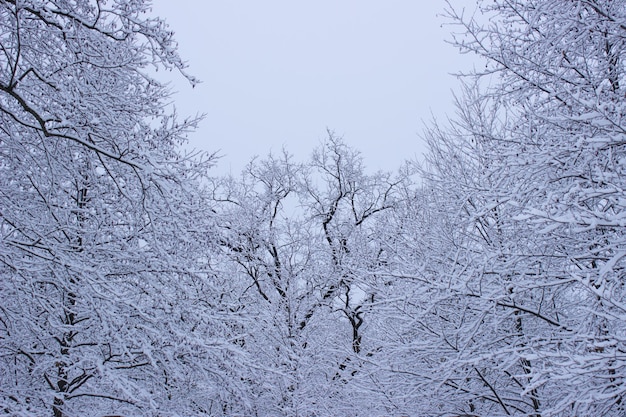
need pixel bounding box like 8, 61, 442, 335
1, 0, 626, 416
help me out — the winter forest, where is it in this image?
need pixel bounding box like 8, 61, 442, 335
1, 0, 626, 416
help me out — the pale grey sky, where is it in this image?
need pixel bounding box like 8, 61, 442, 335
149, 0, 479, 174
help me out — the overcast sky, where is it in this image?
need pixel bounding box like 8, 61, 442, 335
149, 0, 480, 174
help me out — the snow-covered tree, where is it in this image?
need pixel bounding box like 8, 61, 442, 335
385, 1, 626, 415
0, 1, 244, 415
210, 135, 412, 416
